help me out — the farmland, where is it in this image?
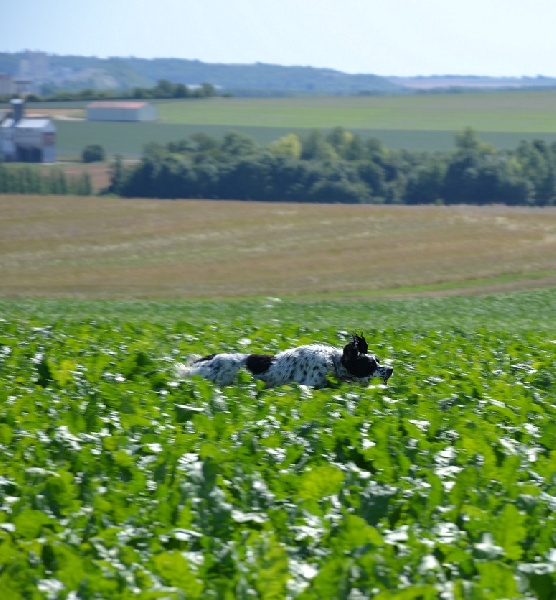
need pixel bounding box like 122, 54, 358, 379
152, 93, 556, 132
1, 196, 556, 299
2, 85, 556, 596
24, 90, 556, 157
0, 191, 556, 596
1, 289, 556, 598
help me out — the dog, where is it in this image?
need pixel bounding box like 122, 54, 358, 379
176, 334, 393, 388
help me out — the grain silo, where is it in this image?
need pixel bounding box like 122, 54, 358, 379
0, 99, 56, 163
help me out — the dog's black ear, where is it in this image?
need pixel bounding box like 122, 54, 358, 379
342, 339, 359, 363
342, 337, 378, 377
342, 340, 361, 371
352, 333, 369, 355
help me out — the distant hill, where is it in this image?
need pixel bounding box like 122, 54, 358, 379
388, 75, 556, 91
0, 52, 403, 96
3, 51, 555, 97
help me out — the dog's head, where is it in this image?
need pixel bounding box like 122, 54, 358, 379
341, 334, 393, 384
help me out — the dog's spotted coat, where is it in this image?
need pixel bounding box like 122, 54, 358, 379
177, 334, 393, 388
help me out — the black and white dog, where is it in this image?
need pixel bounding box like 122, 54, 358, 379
177, 334, 393, 388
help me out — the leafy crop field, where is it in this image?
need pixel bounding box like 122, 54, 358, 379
1, 290, 556, 598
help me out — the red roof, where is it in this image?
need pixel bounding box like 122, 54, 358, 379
87, 101, 149, 109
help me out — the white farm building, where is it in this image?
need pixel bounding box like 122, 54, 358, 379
86, 101, 158, 122
0, 99, 56, 163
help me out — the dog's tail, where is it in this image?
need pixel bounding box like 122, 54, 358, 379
175, 354, 202, 379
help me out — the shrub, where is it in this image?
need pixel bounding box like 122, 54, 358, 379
82, 144, 105, 163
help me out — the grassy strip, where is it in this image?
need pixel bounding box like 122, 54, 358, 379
288, 269, 556, 300
1, 288, 555, 331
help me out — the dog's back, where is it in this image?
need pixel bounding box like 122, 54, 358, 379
176, 353, 249, 386
177, 344, 338, 387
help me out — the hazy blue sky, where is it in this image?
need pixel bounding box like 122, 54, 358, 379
4, 0, 556, 77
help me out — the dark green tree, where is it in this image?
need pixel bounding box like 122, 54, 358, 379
82, 144, 105, 163
405, 160, 446, 205
108, 155, 125, 195
220, 131, 258, 159
301, 130, 337, 161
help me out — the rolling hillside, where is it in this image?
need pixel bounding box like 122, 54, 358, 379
0, 52, 402, 96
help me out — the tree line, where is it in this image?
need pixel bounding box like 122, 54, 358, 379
110, 128, 556, 206
0, 165, 93, 195
1, 79, 219, 104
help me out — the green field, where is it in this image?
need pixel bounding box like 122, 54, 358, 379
155, 93, 556, 132
49, 91, 556, 157
1, 290, 556, 598
1, 287, 555, 330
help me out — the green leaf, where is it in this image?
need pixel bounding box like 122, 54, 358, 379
248, 533, 289, 600
539, 422, 556, 451
492, 504, 526, 560
336, 514, 384, 551
298, 465, 345, 501
0, 423, 12, 446
305, 556, 349, 599
475, 561, 519, 599
12, 509, 50, 539
152, 551, 204, 596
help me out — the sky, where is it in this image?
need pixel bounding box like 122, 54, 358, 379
4, 0, 556, 77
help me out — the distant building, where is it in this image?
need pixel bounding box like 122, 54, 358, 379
19, 51, 49, 81
86, 101, 158, 122
18, 51, 49, 94
0, 99, 56, 163
12, 78, 33, 96
0, 73, 14, 96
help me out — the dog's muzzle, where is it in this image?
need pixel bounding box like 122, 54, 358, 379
382, 366, 394, 384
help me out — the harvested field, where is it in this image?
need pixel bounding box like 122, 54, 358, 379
27, 108, 84, 119
50, 161, 111, 191
0, 195, 555, 299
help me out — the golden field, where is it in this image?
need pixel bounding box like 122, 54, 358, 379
1, 195, 555, 299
